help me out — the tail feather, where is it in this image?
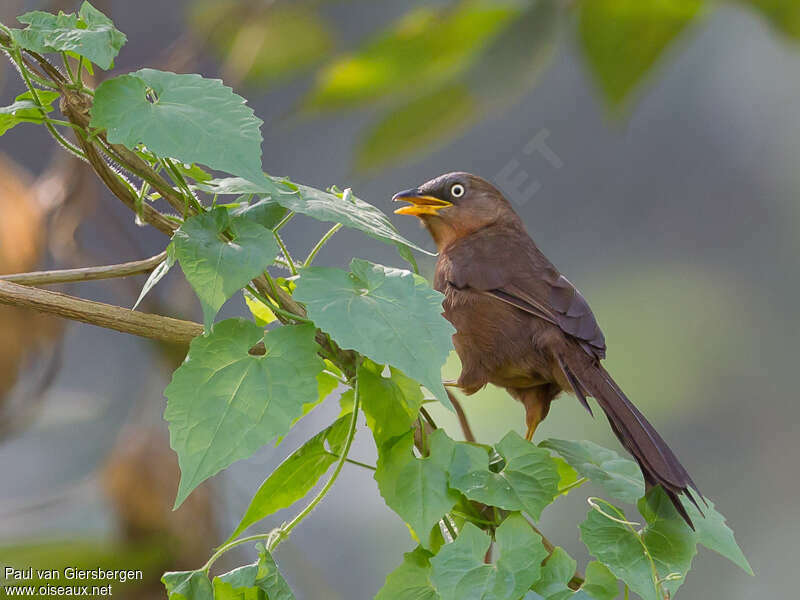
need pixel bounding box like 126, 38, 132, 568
560, 354, 703, 527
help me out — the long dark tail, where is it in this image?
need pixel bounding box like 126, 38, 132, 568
558, 354, 703, 527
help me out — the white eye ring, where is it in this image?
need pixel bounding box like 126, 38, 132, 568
450, 183, 465, 198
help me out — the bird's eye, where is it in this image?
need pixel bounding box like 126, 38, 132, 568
450, 183, 465, 198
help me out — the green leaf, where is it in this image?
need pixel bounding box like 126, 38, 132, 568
243, 290, 277, 327
355, 0, 558, 173
358, 360, 425, 448
682, 498, 753, 575
189, 2, 333, 87
579, 491, 696, 600
0, 90, 60, 136
553, 457, 584, 496
530, 547, 578, 600
162, 570, 212, 600
225, 415, 350, 543
213, 545, 295, 600
195, 177, 434, 257
275, 369, 342, 440
579, 562, 619, 600
304, 1, 516, 110
295, 259, 454, 409
375, 547, 439, 600
430, 513, 548, 600
540, 438, 644, 503
213, 564, 261, 600
91, 68, 264, 183
165, 319, 323, 508
11, 2, 126, 70
253, 546, 295, 600
744, 0, 800, 39
231, 197, 288, 230
543, 440, 752, 575
132, 244, 175, 311
579, 0, 704, 108
637, 489, 698, 597
172, 207, 279, 330
375, 429, 459, 546
449, 432, 559, 521
174, 162, 212, 183
355, 83, 478, 173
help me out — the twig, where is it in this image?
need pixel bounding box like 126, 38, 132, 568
0, 280, 202, 345
446, 388, 476, 443
1, 252, 166, 285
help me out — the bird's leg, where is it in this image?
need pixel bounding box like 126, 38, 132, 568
525, 404, 547, 441
513, 386, 555, 442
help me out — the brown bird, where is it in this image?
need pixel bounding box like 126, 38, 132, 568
393, 172, 702, 525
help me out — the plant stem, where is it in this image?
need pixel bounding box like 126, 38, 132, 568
163, 157, 204, 214
304, 223, 342, 267
244, 284, 311, 324
273, 231, 297, 275
273, 211, 295, 232
558, 477, 588, 494
61, 52, 75, 83
442, 515, 458, 540
12, 49, 86, 160
324, 451, 375, 471
269, 378, 361, 550
202, 388, 360, 572
0, 251, 167, 285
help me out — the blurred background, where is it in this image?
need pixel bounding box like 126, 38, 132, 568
0, 0, 797, 598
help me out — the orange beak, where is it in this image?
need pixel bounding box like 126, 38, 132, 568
392, 188, 452, 217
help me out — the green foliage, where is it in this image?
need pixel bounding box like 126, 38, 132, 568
579, 0, 705, 108
0, 90, 60, 135
449, 432, 560, 521
305, 0, 518, 110
745, 0, 800, 38
580, 491, 697, 600
580, 562, 619, 600
540, 438, 644, 503
544, 437, 752, 576
10, 2, 126, 70
0, 3, 763, 598
355, 83, 478, 173
295, 259, 455, 409
429, 514, 548, 600
164, 320, 323, 507
226, 415, 351, 543
133, 244, 175, 310
375, 430, 460, 547
189, 1, 333, 87
376, 547, 438, 600
212, 546, 295, 600
162, 570, 213, 600
358, 361, 425, 447
529, 547, 578, 599
92, 69, 265, 183
197, 176, 432, 257
171, 207, 279, 329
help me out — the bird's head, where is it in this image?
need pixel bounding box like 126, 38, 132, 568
392, 172, 520, 250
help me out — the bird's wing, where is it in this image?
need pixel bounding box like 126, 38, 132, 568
442, 229, 607, 359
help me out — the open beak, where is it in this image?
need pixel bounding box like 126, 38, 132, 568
392, 188, 452, 216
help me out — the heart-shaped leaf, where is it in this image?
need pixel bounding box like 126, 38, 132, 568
165, 319, 323, 507
92, 69, 265, 183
